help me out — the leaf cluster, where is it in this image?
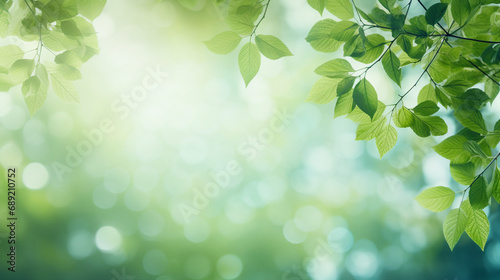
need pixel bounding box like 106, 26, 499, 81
0, 0, 106, 114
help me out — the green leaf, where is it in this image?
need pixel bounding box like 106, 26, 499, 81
203, 31, 242, 55
376, 123, 397, 157
343, 35, 365, 58
442, 77, 471, 97
418, 84, 438, 104
397, 35, 413, 55
336, 76, 356, 96
425, 3, 448, 26
9, 59, 35, 84
354, 34, 386, 64
485, 79, 499, 102
61, 19, 82, 37
381, 50, 401, 87
492, 168, 500, 204
353, 78, 378, 119
379, 0, 396, 11
36, 64, 49, 93
307, 0, 326, 15
226, 15, 255, 35
78, 0, 107, 21
355, 116, 386, 140
454, 108, 488, 135
462, 199, 489, 251
463, 140, 488, 159
325, 0, 353, 20
45, 63, 82, 81
443, 208, 468, 251
255, 35, 293, 60
415, 186, 455, 212
314, 58, 354, 77
394, 106, 414, 128
410, 115, 431, 137
451, 0, 471, 26
306, 77, 342, 104
450, 162, 476, 185
49, 72, 79, 102
330, 21, 358, 41
54, 47, 85, 69
415, 115, 448, 136
470, 176, 489, 210
22, 76, 47, 115
0, 45, 25, 70
413, 101, 439, 116
334, 89, 355, 118
433, 135, 472, 164
305, 19, 342, 53
238, 43, 261, 86
348, 101, 385, 124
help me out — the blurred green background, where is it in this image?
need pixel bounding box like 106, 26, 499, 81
1, 0, 500, 279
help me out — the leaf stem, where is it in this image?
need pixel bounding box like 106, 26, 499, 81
463, 151, 500, 193
250, 0, 271, 39
390, 38, 446, 112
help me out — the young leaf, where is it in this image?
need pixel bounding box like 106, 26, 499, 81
325, 0, 354, 20
355, 116, 386, 140
204, 31, 242, 55
469, 176, 489, 210
381, 50, 402, 87
255, 35, 293, 60
307, 0, 326, 15
50, 73, 79, 102
410, 115, 431, 137
463, 141, 488, 159
334, 89, 355, 118
454, 108, 488, 135
354, 34, 385, 64
462, 199, 489, 251
492, 168, 500, 204
61, 20, 82, 37
397, 35, 413, 55
337, 76, 356, 96
433, 135, 472, 164
376, 123, 397, 157
238, 43, 261, 86
22, 76, 47, 115
78, 0, 107, 21
418, 115, 448, 136
451, 0, 471, 26
353, 78, 378, 119
425, 3, 448, 26
485, 79, 499, 102
348, 101, 385, 124
0, 45, 24, 69
415, 186, 455, 212
450, 163, 476, 185
443, 208, 468, 251
314, 58, 354, 77
306, 77, 342, 104
226, 15, 255, 35
413, 101, 439, 116
330, 21, 358, 42
394, 106, 414, 128
10, 59, 35, 84
305, 19, 342, 53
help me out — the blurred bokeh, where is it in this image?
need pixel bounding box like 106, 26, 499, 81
1, 0, 500, 279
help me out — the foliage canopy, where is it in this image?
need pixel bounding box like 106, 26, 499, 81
0, 0, 106, 114
205, 0, 500, 251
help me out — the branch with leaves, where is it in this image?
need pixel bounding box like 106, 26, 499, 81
0, 0, 106, 114
204, 0, 293, 86
205, 0, 500, 251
